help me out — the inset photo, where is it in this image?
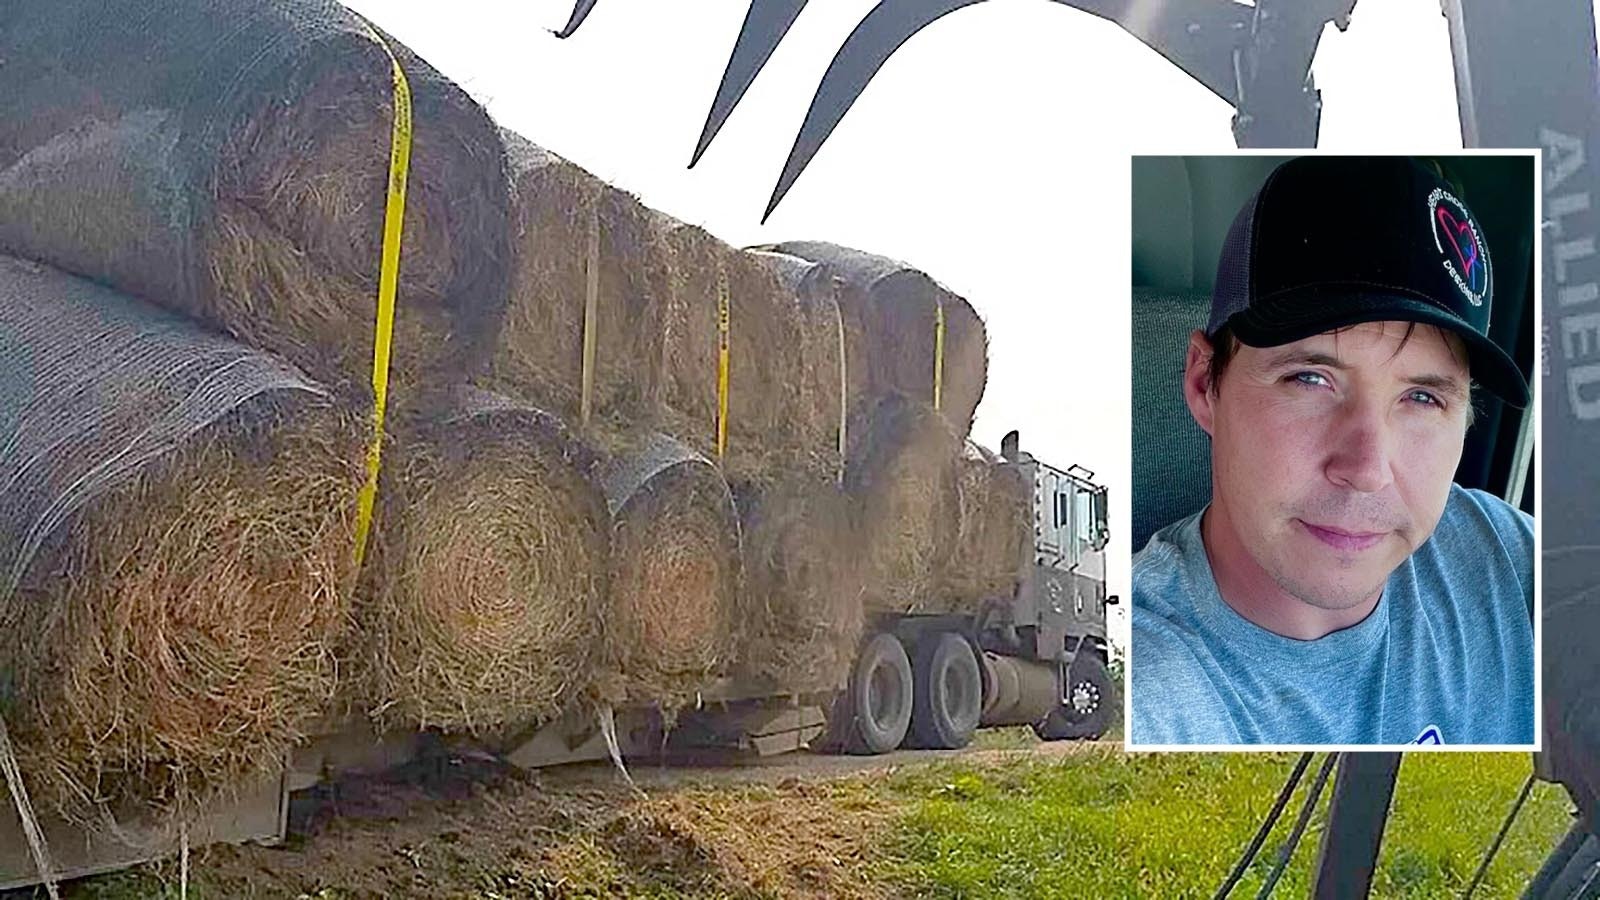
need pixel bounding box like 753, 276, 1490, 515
1128, 154, 1537, 749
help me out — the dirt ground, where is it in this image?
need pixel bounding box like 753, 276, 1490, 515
106, 740, 1107, 899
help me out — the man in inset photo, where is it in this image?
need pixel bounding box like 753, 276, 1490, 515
1129, 156, 1535, 746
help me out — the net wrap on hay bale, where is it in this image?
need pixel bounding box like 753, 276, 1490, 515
768, 241, 988, 440
358, 387, 610, 734
844, 396, 962, 615
598, 434, 745, 707
0, 0, 513, 395
0, 254, 362, 816
488, 131, 667, 425
730, 476, 862, 694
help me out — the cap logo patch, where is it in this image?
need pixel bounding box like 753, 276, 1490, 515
1428, 187, 1488, 307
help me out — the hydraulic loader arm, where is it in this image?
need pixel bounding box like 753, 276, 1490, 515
553, 0, 1350, 217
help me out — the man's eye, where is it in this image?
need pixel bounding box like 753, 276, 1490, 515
1407, 389, 1444, 407
1288, 371, 1330, 388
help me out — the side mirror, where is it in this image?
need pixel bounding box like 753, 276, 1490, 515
1091, 488, 1110, 550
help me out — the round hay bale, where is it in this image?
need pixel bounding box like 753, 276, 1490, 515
359, 389, 610, 734
5, 399, 363, 817
935, 445, 1032, 613
653, 217, 812, 481
0, 0, 513, 396
732, 477, 863, 694
769, 241, 988, 439
599, 434, 744, 706
748, 249, 849, 479
845, 396, 962, 614
0, 253, 365, 818
487, 131, 668, 425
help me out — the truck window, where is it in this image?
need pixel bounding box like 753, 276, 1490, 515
1075, 490, 1094, 550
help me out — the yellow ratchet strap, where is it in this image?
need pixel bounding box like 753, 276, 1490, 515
580, 194, 600, 428
352, 21, 413, 567
716, 261, 731, 459
933, 300, 946, 412
832, 293, 847, 483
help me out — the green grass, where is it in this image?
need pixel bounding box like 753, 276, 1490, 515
56, 747, 1577, 899
874, 750, 1573, 899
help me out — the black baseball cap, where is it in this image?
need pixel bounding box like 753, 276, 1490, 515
1207, 156, 1529, 407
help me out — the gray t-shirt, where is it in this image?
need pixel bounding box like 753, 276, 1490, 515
1131, 484, 1534, 745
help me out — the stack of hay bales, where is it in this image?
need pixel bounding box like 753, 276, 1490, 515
653, 227, 862, 694
730, 252, 859, 693
490, 135, 992, 700
762, 242, 997, 620
0, 0, 608, 820
0, 0, 1014, 835
0, 255, 364, 817
485, 138, 752, 707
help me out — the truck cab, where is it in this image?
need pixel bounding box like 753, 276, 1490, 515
825, 432, 1118, 754
1005, 433, 1112, 667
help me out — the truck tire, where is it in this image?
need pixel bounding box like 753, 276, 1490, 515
907, 632, 983, 750
840, 632, 914, 755
1035, 653, 1115, 741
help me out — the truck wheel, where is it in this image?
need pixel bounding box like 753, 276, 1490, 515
840, 632, 914, 755
1035, 653, 1115, 741
907, 632, 982, 750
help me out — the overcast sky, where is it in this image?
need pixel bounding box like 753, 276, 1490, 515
347, 0, 1467, 651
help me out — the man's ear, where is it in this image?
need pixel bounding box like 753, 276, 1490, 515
1183, 329, 1218, 437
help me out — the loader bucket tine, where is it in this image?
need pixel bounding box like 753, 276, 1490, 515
1055, 0, 1250, 104
553, 0, 600, 38
691, 0, 812, 168
762, 0, 988, 222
